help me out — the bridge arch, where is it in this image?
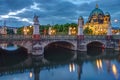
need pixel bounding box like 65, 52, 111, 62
0, 41, 33, 54
44, 40, 77, 51
43, 41, 77, 63
86, 40, 105, 55
87, 40, 105, 48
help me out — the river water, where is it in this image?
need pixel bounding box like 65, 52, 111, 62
0, 45, 120, 80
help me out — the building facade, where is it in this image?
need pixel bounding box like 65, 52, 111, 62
83, 4, 111, 35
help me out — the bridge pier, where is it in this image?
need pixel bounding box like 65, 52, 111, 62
114, 39, 120, 51
32, 40, 44, 56
77, 41, 87, 51
77, 16, 87, 52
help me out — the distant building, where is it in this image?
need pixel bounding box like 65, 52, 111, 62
83, 4, 111, 35
0, 26, 7, 35
0, 26, 18, 35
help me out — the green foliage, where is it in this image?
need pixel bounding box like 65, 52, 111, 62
17, 23, 78, 35
83, 27, 93, 35
7, 29, 14, 34
17, 27, 24, 35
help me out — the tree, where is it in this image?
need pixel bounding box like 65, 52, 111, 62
17, 27, 24, 35
83, 27, 93, 35
7, 29, 14, 34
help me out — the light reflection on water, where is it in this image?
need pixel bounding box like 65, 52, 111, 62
0, 47, 120, 80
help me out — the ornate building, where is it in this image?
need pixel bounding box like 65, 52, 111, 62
83, 4, 111, 35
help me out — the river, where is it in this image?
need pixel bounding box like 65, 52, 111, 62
0, 45, 120, 80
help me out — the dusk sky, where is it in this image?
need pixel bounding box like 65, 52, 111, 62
0, 0, 120, 27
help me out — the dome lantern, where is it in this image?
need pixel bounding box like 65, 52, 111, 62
96, 4, 98, 8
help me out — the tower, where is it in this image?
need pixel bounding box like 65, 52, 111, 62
32, 14, 44, 56
77, 16, 84, 39
77, 16, 87, 51
33, 14, 40, 40
107, 22, 112, 40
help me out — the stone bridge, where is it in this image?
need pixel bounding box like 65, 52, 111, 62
0, 35, 120, 55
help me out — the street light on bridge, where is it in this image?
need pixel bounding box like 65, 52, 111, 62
112, 19, 120, 34
68, 27, 76, 35
48, 27, 56, 35
23, 26, 29, 35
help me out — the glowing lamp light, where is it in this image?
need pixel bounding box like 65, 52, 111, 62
30, 25, 32, 28
29, 72, 33, 78
114, 19, 118, 23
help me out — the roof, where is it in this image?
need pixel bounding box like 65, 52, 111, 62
89, 4, 104, 18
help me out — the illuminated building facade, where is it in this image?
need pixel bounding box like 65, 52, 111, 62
84, 4, 111, 35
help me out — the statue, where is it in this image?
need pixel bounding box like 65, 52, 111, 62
33, 14, 39, 22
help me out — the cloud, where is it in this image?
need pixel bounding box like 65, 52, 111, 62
30, 2, 40, 10
63, 0, 97, 5
0, 2, 41, 25
8, 8, 28, 16
0, 0, 120, 27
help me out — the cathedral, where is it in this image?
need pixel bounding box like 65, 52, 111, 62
83, 4, 111, 35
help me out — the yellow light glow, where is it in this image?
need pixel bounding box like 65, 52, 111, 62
30, 25, 32, 28
69, 27, 72, 30
27, 29, 29, 32
73, 27, 76, 30
23, 29, 26, 32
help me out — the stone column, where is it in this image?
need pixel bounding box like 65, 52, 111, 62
32, 14, 44, 56
33, 14, 40, 40
106, 22, 114, 49
77, 16, 86, 51
34, 67, 40, 80
77, 16, 84, 40
106, 22, 112, 40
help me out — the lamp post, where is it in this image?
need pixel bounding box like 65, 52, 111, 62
69, 27, 76, 35
23, 26, 29, 35
68, 27, 72, 35
113, 19, 120, 34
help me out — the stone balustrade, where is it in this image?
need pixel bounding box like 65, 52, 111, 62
0, 35, 120, 41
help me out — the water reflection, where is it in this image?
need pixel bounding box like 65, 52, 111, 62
0, 46, 120, 80
0, 43, 18, 51
112, 64, 118, 79
30, 71, 33, 78
69, 63, 75, 72
96, 59, 102, 70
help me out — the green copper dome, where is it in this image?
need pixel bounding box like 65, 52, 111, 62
78, 16, 83, 20
89, 4, 104, 18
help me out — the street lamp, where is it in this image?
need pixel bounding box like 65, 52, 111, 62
68, 27, 76, 35
68, 27, 72, 35
114, 19, 118, 23
30, 25, 32, 28
113, 19, 120, 34
23, 26, 29, 35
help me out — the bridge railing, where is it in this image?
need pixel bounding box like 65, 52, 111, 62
41, 35, 77, 40
0, 35, 120, 41
84, 35, 120, 40
0, 35, 32, 40
0, 35, 77, 40
84, 35, 106, 40
112, 35, 120, 39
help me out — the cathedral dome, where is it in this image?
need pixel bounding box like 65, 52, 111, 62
89, 4, 104, 18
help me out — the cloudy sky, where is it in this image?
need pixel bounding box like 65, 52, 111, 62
0, 0, 120, 27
